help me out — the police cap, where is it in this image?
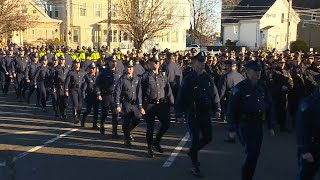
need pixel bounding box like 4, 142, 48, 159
59, 55, 66, 60
108, 55, 118, 62
150, 54, 160, 63
127, 60, 134, 67
245, 60, 262, 71
89, 62, 97, 68
52, 55, 58, 61
192, 51, 206, 62
73, 59, 81, 63
226, 60, 237, 66
18, 47, 24, 51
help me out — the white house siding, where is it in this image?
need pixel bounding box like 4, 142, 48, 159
223, 24, 239, 43
238, 22, 259, 50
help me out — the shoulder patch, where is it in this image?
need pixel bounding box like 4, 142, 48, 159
231, 87, 240, 95
299, 99, 311, 112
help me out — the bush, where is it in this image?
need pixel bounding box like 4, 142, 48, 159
291, 40, 308, 52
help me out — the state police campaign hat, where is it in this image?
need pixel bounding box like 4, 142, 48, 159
192, 51, 206, 62
244, 60, 262, 71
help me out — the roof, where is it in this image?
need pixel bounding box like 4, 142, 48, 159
293, 0, 320, 9
222, 0, 276, 24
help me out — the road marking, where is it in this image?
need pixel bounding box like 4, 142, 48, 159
0, 128, 75, 136
162, 132, 190, 168
12, 128, 78, 162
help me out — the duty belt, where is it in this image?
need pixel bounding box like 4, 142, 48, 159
148, 98, 167, 104
239, 113, 263, 122
124, 99, 136, 105
311, 137, 320, 145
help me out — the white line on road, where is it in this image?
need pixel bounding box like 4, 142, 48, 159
0, 128, 74, 136
162, 132, 190, 168
12, 128, 78, 162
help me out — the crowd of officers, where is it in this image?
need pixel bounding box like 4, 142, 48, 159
0, 44, 319, 179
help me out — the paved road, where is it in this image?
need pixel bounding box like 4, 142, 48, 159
0, 90, 300, 180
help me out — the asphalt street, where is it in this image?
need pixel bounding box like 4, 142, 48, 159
0, 90, 300, 180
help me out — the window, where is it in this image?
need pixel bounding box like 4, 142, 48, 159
94, 4, 101, 17
48, 5, 58, 17
281, 13, 285, 23
54, 7, 59, 17
111, 4, 117, 18
112, 30, 118, 42
73, 29, 79, 42
311, 13, 316, 21
123, 32, 128, 41
28, 29, 35, 40
79, 3, 86, 16
171, 31, 177, 43
103, 30, 108, 42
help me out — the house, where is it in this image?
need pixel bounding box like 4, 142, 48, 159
48, 0, 190, 51
3, 0, 62, 46
293, 0, 320, 50
222, 0, 300, 51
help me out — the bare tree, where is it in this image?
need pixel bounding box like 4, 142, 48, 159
0, 0, 38, 35
188, 0, 220, 47
117, 0, 176, 49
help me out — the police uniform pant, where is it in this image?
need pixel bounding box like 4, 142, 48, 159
51, 89, 59, 115
0, 71, 4, 90
145, 103, 170, 147
82, 93, 99, 125
100, 93, 119, 133
122, 103, 141, 140
39, 82, 51, 108
15, 73, 26, 99
70, 88, 82, 120
274, 100, 288, 131
237, 122, 263, 180
58, 87, 68, 117
186, 111, 212, 166
297, 146, 320, 180
26, 81, 36, 103
2, 74, 11, 94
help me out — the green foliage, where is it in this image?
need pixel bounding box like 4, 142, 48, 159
291, 40, 309, 52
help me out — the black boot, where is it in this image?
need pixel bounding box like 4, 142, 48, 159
73, 108, 80, 124
241, 165, 254, 180
124, 139, 132, 148
112, 114, 119, 139
92, 123, 99, 130
147, 139, 154, 158
189, 149, 203, 177
100, 123, 105, 134
153, 133, 164, 153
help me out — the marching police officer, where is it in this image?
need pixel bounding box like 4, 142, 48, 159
50, 56, 60, 117
96, 55, 123, 138
54, 56, 70, 120
114, 60, 142, 147
34, 56, 51, 111
1, 47, 14, 95
176, 51, 221, 177
166, 54, 182, 103
296, 74, 320, 180
227, 60, 275, 180
64, 59, 84, 124
141, 54, 174, 158
25, 53, 41, 104
81, 62, 99, 129
218, 60, 245, 141
11, 47, 30, 101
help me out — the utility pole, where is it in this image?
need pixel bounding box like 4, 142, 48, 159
286, 0, 292, 50
66, 0, 71, 46
107, 0, 111, 47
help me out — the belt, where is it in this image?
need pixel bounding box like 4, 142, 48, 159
101, 89, 113, 95
239, 113, 263, 122
312, 137, 320, 145
148, 98, 167, 104
124, 99, 136, 105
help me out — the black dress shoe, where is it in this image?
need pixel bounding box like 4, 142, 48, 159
153, 143, 164, 153
92, 124, 99, 130
147, 148, 154, 158
61, 115, 67, 121
191, 165, 204, 178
